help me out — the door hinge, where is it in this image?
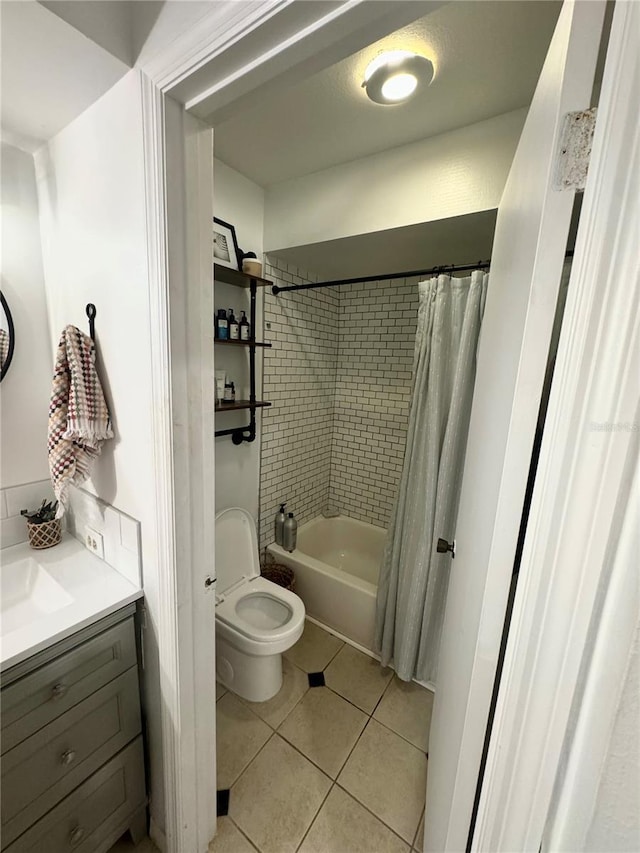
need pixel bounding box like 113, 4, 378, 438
553, 108, 597, 191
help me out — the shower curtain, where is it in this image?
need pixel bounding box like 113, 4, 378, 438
375, 270, 489, 684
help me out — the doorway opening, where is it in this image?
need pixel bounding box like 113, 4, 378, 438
158, 0, 613, 849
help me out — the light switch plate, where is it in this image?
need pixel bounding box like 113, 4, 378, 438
85, 526, 104, 559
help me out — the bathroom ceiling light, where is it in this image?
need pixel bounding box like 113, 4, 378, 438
363, 51, 434, 105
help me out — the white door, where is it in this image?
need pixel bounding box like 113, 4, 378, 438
424, 3, 606, 851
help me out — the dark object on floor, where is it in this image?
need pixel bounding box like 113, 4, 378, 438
261, 563, 295, 591
308, 672, 325, 688
217, 789, 230, 816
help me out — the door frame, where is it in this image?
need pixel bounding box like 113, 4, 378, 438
140, 2, 442, 849
472, 2, 639, 848
140, 1, 638, 850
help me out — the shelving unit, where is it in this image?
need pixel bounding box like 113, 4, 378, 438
214, 263, 272, 444
215, 400, 271, 412
215, 339, 272, 349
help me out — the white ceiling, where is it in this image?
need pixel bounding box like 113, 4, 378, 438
270, 209, 497, 282
0, 0, 223, 151
214, 0, 561, 187
0, 0, 130, 151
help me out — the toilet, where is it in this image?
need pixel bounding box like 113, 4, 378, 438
215, 507, 305, 702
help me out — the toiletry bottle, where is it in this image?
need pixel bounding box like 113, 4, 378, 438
223, 381, 233, 402
228, 308, 239, 341
240, 310, 251, 341
283, 512, 298, 553
215, 370, 226, 402
275, 503, 286, 545
216, 308, 228, 340
230, 381, 236, 402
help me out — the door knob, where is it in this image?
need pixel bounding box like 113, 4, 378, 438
51, 682, 67, 701
436, 537, 456, 558
69, 826, 85, 846
61, 749, 76, 766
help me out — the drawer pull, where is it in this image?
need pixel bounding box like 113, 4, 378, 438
61, 749, 76, 766
69, 825, 85, 846
51, 682, 68, 700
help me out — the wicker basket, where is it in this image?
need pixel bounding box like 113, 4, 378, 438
261, 563, 295, 592
27, 518, 62, 550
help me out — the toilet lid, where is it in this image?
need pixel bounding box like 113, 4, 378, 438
215, 507, 260, 595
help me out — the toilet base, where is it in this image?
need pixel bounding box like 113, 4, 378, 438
216, 633, 284, 702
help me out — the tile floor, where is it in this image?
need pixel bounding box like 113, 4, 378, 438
212, 620, 433, 853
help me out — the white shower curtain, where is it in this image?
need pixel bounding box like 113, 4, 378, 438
375, 270, 489, 684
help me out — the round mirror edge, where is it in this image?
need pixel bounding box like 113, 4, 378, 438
0, 290, 16, 382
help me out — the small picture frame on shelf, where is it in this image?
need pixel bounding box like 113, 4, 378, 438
213, 218, 241, 270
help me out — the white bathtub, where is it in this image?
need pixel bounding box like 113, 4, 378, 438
267, 515, 386, 650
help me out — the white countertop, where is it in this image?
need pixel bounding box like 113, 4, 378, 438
0, 534, 143, 672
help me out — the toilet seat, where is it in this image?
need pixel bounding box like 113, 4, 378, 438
214, 507, 305, 659
215, 576, 305, 645
215, 507, 305, 700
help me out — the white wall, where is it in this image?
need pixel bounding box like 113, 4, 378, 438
213, 158, 265, 520
264, 108, 526, 252
0, 142, 52, 488
34, 70, 166, 837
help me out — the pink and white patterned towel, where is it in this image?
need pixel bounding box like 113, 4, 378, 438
48, 325, 113, 516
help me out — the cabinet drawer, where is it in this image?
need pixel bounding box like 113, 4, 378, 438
5, 737, 146, 853
1, 668, 141, 848
1, 618, 136, 754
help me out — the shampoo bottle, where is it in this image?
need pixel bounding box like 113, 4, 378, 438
228, 308, 239, 341
239, 310, 251, 341
275, 503, 286, 546
283, 512, 298, 553
216, 308, 228, 340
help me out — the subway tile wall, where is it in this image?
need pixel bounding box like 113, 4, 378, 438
0, 479, 57, 548
330, 278, 418, 528
0, 478, 141, 588
259, 258, 339, 551
259, 258, 418, 549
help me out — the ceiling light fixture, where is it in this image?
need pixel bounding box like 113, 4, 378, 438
363, 50, 434, 105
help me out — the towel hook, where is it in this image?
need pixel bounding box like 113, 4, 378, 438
86, 304, 96, 341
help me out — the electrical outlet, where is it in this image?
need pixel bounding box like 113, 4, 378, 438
85, 527, 104, 559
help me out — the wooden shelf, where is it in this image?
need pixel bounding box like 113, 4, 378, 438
214, 339, 272, 348
214, 264, 273, 289
215, 400, 272, 412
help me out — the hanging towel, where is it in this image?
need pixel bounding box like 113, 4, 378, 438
0, 328, 9, 370
48, 325, 113, 516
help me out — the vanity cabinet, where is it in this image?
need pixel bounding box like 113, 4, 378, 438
0, 605, 146, 852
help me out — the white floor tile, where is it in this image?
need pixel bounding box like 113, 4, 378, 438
208, 817, 256, 852
338, 719, 427, 844
324, 644, 393, 713
278, 686, 367, 778
283, 621, 343, 673
241, 658, 308, 729
230, 735, 331, 853
299, 785, 409, 853
413, 810, 425, 851
373, 678, 434, 752
216, 693, 271, 789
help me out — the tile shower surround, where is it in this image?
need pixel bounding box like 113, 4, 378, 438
259, 261, 339, 550
259, 257, 419, 550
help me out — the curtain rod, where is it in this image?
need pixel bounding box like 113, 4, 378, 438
271, 249, 575, 296
271, 259, 491, 295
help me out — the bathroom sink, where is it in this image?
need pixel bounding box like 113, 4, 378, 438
1, 556, 74, 636
0, 535, 142, 672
